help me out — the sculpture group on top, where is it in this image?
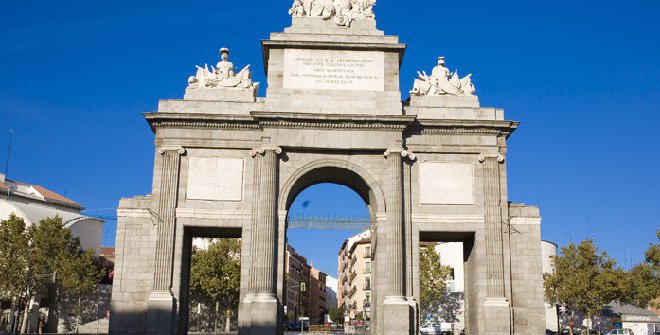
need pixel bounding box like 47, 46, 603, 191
187, 48, 259, 92
410, 57, 476, 97
288, 0, 376, 27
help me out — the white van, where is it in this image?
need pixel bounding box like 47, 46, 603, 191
607, 329, 634, 335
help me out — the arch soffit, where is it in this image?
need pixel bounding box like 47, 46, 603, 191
279, 158, 386, 213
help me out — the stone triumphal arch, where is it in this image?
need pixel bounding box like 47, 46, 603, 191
110, 2, 546, 334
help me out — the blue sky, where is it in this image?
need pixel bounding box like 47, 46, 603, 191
1, 1, 659, 276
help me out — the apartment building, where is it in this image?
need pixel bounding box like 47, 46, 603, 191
309, 265, 328, 324
284, 244, 329, 324
337, 230, 372, 322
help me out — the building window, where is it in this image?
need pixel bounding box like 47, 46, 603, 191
364, 245, 371, 257
365, 292, 371, 304
364, 276, 371, 291
364, 260, 371, 274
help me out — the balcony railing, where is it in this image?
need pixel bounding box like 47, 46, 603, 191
349, 286, 357, 298
349, 271, 357, 283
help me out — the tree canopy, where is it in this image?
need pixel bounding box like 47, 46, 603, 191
625, 229, 660, 309
189, 238, 241, 332
544, 239, 626, 327
327, 307, 344, 324
419, 244, 453, 322
0, 215, 104, 333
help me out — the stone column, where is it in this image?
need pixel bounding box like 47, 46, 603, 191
147, 147, 185, 334
382, 149, 414, 335
243, 146, 282, 335
403, 154, 419, 333
478, 154, 511, 334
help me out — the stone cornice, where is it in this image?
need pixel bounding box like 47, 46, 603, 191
144, 111, 519, 137
406, 119, 519, 138
144, 112, 260, 132
252, 111, 416, 131
262, 40, 406, 53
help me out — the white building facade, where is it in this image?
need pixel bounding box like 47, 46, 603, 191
0, 173, 104, 254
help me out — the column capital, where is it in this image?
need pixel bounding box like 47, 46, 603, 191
250, 146, 283, 157
384, 148, 416, 161
478, 153, 505, 163
158, 146, 186, 155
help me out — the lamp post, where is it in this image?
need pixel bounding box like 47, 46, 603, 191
289, 282, 307, 334
299, 282, 306, 335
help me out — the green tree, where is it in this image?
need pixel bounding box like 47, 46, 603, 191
0, 215, 104, 334
59, 248, 104, 333
0, 215, 33, 332
327, 307, 343, 324
626, 229, 660, 309
544, 239, 626, 332
419, 244, 453, 322
189, 238, 241, 333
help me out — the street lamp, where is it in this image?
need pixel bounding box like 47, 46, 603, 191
299, 282, 306, 335
289, 282, 307, 334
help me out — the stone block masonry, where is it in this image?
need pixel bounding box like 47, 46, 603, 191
109, 4, 546, 334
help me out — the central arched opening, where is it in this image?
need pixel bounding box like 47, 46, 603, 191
282, 166, 379, 334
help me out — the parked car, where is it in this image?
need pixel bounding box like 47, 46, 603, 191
607, 329, 635, 335
420, 322, 452, 335
284, 321, 301, 331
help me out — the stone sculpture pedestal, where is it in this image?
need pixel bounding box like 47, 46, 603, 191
409, 94, 480, 108
183, 87, 257, 102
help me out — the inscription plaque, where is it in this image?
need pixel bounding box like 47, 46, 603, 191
419, 162, 474, 205
283, 49, 384, 91
187, 157, 244, 201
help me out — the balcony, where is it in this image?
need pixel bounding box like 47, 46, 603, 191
349, 286, 357, 298
350, 255, 357, 266
349, 271, 356, 283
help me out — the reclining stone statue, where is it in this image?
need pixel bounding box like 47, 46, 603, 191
187, 48, 258, 91
288, 0, 376, 27
410, 56, 476, 97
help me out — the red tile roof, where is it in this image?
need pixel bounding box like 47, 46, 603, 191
31, 185, 81, 207
100, 247, 115, 257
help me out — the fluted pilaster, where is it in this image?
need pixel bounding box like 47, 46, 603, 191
248, 146, 282, 295
479, 154, 506, 297
384, 149, 415, 298
152, 147, 185, 292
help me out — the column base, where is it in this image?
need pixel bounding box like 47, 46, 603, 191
483, 297, 511, 335
406, 297, 419, 335
383, 295, 413, 335
147, 291, 176, 335
242, 293, 279, 335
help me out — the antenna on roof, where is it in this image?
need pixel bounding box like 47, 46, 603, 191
4, 129, 13, 177
3, 129, 13, 200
